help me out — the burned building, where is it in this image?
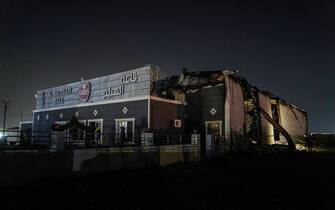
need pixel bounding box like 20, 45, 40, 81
32, 64, 308, 150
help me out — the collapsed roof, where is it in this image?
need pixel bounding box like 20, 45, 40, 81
153, 68, 306, 113
153, 68, 306, 151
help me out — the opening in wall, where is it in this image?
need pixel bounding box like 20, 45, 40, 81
115, 118, 135, 144
205, 120, 223, 143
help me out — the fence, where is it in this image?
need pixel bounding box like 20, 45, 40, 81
0, 130, 200, 150
0, 130, 51, 149
153, 134, 192, 145
62, 132, 142, 148
0, 129, 296, 151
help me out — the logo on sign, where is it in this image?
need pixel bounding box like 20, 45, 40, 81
79, 82, 91, 103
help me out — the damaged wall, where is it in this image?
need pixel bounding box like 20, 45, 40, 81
225, 77, 245, 144
258, 92, 275, 145
278, 103, 307, 142
153, 68, 308, 150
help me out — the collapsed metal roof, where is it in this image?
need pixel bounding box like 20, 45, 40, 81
153, 68, 306, 113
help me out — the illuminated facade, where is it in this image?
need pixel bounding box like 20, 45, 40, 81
32, 65, 308, 148
33, 65, 184, 144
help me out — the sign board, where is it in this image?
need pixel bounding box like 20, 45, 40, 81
78, 82, 91, 103
35, 66, 153, 110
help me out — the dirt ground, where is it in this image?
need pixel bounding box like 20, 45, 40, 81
1, 151, 335, 210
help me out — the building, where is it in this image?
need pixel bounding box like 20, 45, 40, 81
32, 64, 308, 150
33, 65, 185, 145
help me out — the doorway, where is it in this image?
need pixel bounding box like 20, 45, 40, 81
205, 121, 223, 145
115, 118, 135, 144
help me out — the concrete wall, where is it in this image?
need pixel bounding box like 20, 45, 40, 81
201, 86, 225, 124
150, 98, 185, 133
312, 133, 335, 146
33, 99, 149, 142
185, 91, 203, 134
184, 85, 225, 135
0, 145, 200, 188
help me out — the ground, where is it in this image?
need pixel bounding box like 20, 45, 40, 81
1, 151, 335, 210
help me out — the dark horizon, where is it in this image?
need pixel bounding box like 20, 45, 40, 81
1, 0, 334, 132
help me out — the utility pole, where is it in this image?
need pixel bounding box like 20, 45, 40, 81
2, 99, 9, 133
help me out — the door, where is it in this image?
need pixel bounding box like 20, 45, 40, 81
205, 121, 223, 147
115, 118, 135, 144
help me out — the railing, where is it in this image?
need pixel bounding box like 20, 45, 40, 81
1, 130, 297, 151
153, 134, 192, 145
62, 132, 142, 149
0, 130, 51, 149
0, 130, 201, 150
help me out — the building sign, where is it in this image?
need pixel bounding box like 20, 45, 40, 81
104, 85, 124, 99
78, 82, 91, 103
120, 72, 138, 85
35, 66, 152, 110
42, 87, 73, 105
104, 72, 139, 100
50, 87, 73, 98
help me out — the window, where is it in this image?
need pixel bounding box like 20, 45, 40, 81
87, 119, 103, 144
54, 119, 103, 144
174, 119, 182, 128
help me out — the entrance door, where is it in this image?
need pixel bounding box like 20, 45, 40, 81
205, 121, 223, 146
115, 118, 135, 144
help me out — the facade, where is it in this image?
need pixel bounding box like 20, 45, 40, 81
33, 65, 185, 145
32, 64, 308, 149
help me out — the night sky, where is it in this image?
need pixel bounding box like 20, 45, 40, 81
0, 0, 334, 132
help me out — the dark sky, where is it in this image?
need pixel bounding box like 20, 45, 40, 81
0, 0, 334, 132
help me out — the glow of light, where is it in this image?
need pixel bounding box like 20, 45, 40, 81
0, 131, 3, 139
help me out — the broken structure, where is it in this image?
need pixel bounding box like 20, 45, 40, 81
153, 67, 308, 151
32, 65, 308, 151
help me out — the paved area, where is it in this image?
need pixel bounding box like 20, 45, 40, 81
1, 151, 335, 210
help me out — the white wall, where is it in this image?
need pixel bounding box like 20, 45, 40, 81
258, 92, 275, 145
279, 103, 307, 141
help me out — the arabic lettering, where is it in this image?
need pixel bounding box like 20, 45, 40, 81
103, 71, 139, 100
104, 85, 124, 100
120, 72, 138, 85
